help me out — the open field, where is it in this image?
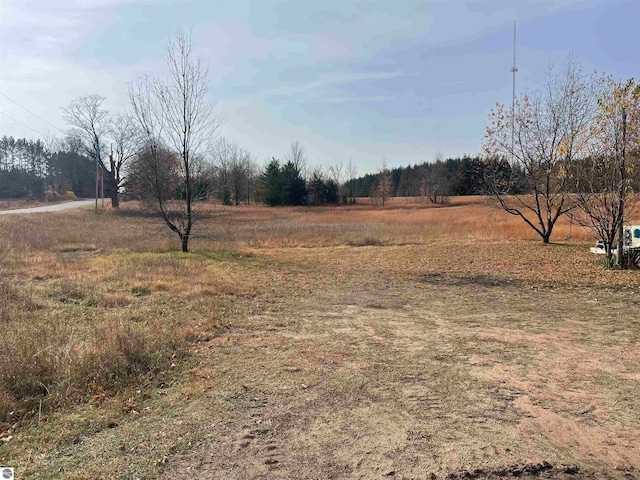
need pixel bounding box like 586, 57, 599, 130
0, 198, 639, 479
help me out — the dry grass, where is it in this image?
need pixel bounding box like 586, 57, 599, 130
0, 199, 628, 411
188, 198, 595, 250
0, 269, 183, 422
0, 197, 602, 253
0, 208, 259, 427
0, 198, 618, 421
0, 197, 639, 479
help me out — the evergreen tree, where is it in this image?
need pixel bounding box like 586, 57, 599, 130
260, 158, 307, 206
263, 158, 283, 206
281, 161, 306, 206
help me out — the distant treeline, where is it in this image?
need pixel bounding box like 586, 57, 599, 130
1, 134, 529, 205
0, 135, 99, 199
345, 156, 527, 200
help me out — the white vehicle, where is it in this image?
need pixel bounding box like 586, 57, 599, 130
590, 241, 616, 255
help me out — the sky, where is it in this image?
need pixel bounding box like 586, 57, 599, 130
0, 0, 638, 174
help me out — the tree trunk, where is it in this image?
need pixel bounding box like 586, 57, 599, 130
617, 108, 627, 268
181, 216, 192, 253
617, 204, 624, 267
106, 172, 120, 208
542, 233, 551, 244
111, 190, 120, 208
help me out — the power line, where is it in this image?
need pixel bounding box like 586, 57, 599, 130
0, 110, 47, 137
0, 92, 65, 133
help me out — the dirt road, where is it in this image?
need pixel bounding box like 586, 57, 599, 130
0, 199, 101, 214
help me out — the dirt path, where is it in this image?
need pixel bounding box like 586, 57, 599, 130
156, 264, 640, 479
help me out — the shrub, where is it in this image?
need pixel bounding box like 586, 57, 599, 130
63, 190, 77, 201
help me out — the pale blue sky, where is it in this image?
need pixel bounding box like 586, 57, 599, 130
0, 0, 637, 173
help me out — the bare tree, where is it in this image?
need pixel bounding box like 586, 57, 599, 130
42, 132, 61, 156
574, 76, 640, 266
107, 113, 138, 207
129, 30, 218, 252
62, 94, 111, 208
62, 133, 85, 155
325, 162, 347, 203
230, 150, 253, 206
420, 152, 450, 204
41, 133, 61, 201
372, 157, 393, 207
346, 157, 357, 203
245, 155, 258, 204
285, 140, 307, 177
127, 143, 181, 205
212, 138, 256, 205
212, 137, 233, 204
328, 162, 343, 185
63, 97, 136, 208
482, 58, 595, 243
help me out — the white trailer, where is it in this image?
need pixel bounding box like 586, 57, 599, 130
590, 225, 640, 266
589, 225, 640, 254
623, 224, 640, 248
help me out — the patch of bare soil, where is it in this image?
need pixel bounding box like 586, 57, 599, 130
442, 461, 611, 479
156, 254, 640, 480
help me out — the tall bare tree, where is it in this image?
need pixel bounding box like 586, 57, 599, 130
245, 155, 258, 204
285, 140, 307, 177
63, 96, 136, 208
212, 138, 255, 205
108, 113, 138, 207
62, 95, 111, 208
229, 149, 253, 206
328, 162, 343, 185
574, 76, 640, 266
129, 30, 218, 252
483, 58, 595, 243
127, 144, 181, 206
420, 152, 450, 204
346, 157, 357, 202
372, 157, 393, 207
212, 137, 233, 204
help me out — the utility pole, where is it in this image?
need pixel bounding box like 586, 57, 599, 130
44, 163, 48, 204
95, 157, 99, 213
510, 20, 518, 161
101, 169, 104, 208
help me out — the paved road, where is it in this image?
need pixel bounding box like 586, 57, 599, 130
0, 199, 103, 215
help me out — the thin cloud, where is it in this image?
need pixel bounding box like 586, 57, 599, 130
253, 71, 406, 101
314, 96, 395, 104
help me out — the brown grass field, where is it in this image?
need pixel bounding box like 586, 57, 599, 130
0, 197, 639, 479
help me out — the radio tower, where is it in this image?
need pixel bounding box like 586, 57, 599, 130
510, 21, 518, 160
